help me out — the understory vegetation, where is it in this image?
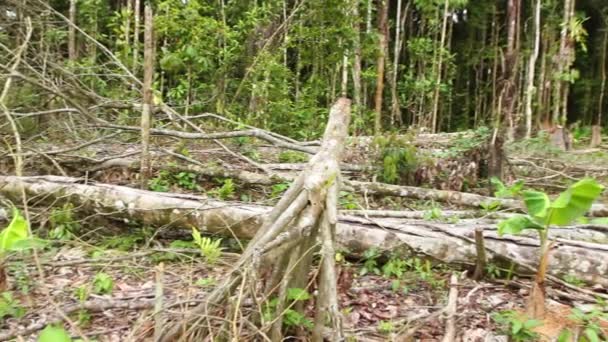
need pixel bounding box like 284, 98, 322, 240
2, 0, 608, 340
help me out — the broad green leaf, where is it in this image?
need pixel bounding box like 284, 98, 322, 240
38, 325, 72, 342
8, 238, 48, 251
522, 190, 550, 220
589, 217, 608, 225
0, 208, 29, 253
498, 215, 544, 236
549, 178, 604, 226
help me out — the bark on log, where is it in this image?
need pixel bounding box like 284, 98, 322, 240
1, 175, 608, 287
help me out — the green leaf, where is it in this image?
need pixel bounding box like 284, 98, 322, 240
583, 327, 600, 342
38, 325, 72, 342
523, 190, 551, 220
191, 227, 202, 246
549, 178, 604, 226
0, 208, 29, 253
511, 320, 523, 334
491, 177, 507, 196
498, 215, 544, 236
557, 329, 573, 342
287, 288, 311, 301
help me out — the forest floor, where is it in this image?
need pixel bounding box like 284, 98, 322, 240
1, 132, 608, 341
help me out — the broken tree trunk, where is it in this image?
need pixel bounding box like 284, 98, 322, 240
160, 97, 351, 340
2, 175, 608, 289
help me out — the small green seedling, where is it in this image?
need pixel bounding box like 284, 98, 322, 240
492, 310, 542, 341
491, 177, 525, 198
0, 291, 25, 319
38, 325, 72, 342
0, 208, 30, 292
498, 178, 604, 318
263, 288, 313, 330
378, 320, 394, 334
192, 227, 223, 264
93, 272, 114, 295
210, 178, 235, 200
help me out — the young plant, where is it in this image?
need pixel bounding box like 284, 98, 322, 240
0, 208, 29, 292
498, 178, 604, 318
210, 178, 235, 200
263, 288, 313, 330
491, 177, 525, 198
0, 291, 25, 319
38, 325, 72, 342
565, 303, 608, 342
191, 227, 223, 264
360, 247, 381, 276
92, 272, 114, 295
492, 310, 542, 341
49, 203, 80, 240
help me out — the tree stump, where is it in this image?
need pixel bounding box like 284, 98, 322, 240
591, 125, 602, 147
160, 98, 351, 341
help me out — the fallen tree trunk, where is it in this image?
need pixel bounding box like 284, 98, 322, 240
1, 175, 608, 287
57, 152, 608, 217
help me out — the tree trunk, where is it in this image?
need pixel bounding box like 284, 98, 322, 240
389, 0, 404, 126
373, 0, 388, 135
352, 0, 363, 131
524, 0, 541, 139
592, 20, 608, 147
132, 0, 140, 73
503, 0, 521, 141
140, 4, 154, 189
430, 0, 449, 133
68, 0, 77, 61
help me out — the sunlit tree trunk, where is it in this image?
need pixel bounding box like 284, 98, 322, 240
524, 0, 541, 138
133, 0, 140, 73
140, 4, 154, 189
352, 0, 363, 128
373, 0, 388, 135
389, 0, 409, 126
430, 0, 449, 133
593, 20, 608, 147
553, 0, 575, 125
502, 0, 520, 141
68, 0, 77, 61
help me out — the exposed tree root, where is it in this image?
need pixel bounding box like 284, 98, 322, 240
159, 98, 351, 341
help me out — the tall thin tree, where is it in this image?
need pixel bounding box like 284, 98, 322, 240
140, 3, 154, 189
524, 0, 541, 138
374, 0, 389, 135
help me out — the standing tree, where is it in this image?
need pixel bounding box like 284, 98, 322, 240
524, 0, 541, 139
140, 3, 154, 189
374, 0, 388, 135
502, 0, 521, 141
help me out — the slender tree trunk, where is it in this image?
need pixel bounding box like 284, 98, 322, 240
140, 4, 154, 189
553, 0, 573, 125
374, 0, 388, 135
125, 0, 131, 49
591, 26, 607, 147
390, 0, 409, 126
68, 0, 77, 61
525, 0, 541, 138
352, 0, 363, 129
430, 0, 449, 133
133, 0, 140, 73
502, 0, 520, 141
